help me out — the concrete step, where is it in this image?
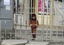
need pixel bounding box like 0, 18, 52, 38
26, 41, 49, 45
1, 40, 28, 45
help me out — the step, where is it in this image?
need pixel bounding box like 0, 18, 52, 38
1, 39, 28, 45
26, 41, 49, 45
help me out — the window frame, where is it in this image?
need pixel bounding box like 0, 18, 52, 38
38, 0, 50, 15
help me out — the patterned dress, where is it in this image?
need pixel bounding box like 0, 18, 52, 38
29, 20, 39, 38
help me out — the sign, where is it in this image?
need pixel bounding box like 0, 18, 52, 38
5, 6, 10, 10
4, 0, 10, 5
38, 0, 50, 14
38, 0, 45, 12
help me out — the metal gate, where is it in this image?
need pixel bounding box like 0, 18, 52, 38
0, 0, 64, 43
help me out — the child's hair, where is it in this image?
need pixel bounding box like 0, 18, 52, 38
31, 14, 36, 20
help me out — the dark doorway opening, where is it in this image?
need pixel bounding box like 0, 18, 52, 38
58, 0, 62, 2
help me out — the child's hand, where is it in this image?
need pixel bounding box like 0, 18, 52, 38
30, 24, 32, 26
35, 24, 37, 26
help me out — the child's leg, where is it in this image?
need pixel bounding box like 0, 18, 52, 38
31, 27, 36, 39
33, 28, 36, 38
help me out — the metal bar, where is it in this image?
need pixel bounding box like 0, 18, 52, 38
41, 0, 45, 41
17, 0, 24, 39
47, 0, 49, 30
15, 0, 18, 39
30, 0, 32, 18
24, 0, 27, 39
57, 0, 58, 2
0, 1, 1, 45
5, 21, 6, 39
0, 20, 1, 45
20, 15, 22, 39
15, 0, 17, 13
62, 15, 64, 42
0, 18, 12, 20
50, 0, 54, 41
24, 0, 28, 39
31, 0, 32, 40
19, 33, 43, 35
46, 0, 49, 41
20, 0, 24, 39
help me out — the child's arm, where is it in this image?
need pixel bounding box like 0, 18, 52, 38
35, 20, 39, 26
36, 20, 39, 26
29, 20, 32, 26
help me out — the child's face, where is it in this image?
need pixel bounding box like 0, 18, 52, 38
33, 17, 35, 19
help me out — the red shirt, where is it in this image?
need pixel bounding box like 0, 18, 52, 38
29, 20, 39, 28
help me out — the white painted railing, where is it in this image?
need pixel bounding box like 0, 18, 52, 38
1, 1, 64, 45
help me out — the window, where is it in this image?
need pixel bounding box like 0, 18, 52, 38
14, 0, 25, 14
29, 0, 35, 20
38, 0, 50, 14
58, 31, 62, 33
53, 31, 56, 33
55, 0, 57, 1
44, 31, 46, 33
15, 15, 18, 23
19, 0, 25, 13
55, 0, 62, 2
58, 34, 62, 36
63, 34, 64, 36
52, 34, 56, 36
58, 0, 62, 2
29, 0, 33, 20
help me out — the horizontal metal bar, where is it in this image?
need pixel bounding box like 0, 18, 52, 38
0, 18, 12, 20
14, 24, 29, 27
0, 5, 5, 8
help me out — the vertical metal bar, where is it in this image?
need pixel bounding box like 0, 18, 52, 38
15, 0, 18, 39
0, 20, 1, 45
47, 0, 49, 30
31, 0, 32, 18
50, 0, 54, 42
43, 0, 45, 41
41, 0, 44, 41
46, 0, 49, 41
40, 0, 42, 41
14, 15, 16, 39
26, 0, 28, 39
19, 15, 21, 39
24, 0, 27, 40
21, 0, 24, 39
12, 0, 15, 39
20, 14, 22, 39
5, 21, 6, 39
62, 15, 64, 42
31, 0, 32, 40
10, 33, 11, 39
16, 0, 18, 14
19, 0, 21, 39
54, 2, 58, 41
50, 0, 52, 42
62, 1, 64, 41
56, 5, 59, 41
57, 0, 58, 2
15, 0, 16, 39
0, 1, 1, 44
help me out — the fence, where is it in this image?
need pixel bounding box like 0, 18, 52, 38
0, 0, 64, 44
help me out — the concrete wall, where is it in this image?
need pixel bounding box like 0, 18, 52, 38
62, 0, 64, 2
0, 0, 14, 30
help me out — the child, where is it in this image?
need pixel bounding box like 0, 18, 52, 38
29, 14, 39, 40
